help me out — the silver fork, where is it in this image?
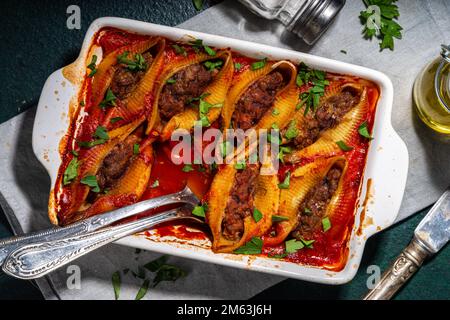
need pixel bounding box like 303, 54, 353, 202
0, 186, 200, 279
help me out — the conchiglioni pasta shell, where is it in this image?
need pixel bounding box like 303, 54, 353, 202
57, 118, 143, 222
69, 144, 154, 223
264, 156, 347, 246
222, 60, 298, 131
207, 165, 279, 253
91, 37, 162, 108
285, 83, 367, 163
156, 51, 234, 140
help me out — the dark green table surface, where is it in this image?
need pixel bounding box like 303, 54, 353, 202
0, 0, 448, 300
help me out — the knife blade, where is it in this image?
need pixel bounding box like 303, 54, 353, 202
364, 188, 450, 300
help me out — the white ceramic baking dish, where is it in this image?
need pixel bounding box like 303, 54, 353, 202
32, 17, 408, 284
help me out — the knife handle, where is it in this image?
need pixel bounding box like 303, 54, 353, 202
363, 237, 431, 300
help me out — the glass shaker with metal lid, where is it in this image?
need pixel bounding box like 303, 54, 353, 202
414, 44, 450, 134
238, 0, 346, 45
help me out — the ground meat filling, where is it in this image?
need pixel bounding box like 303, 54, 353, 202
291, 86, 361, 149
96, 135, 140, 191
291, 165, 343, 240
159, 63, 217, 121
222, 165, 260, 241
232, 72, 285, 130
110, 52, 153, 100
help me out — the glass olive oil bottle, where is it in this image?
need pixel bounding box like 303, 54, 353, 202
413, 45, 450, 134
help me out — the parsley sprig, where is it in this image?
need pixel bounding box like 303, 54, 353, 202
359, 0, 403, 51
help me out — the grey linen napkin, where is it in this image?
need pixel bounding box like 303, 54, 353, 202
0, 0, 449, 300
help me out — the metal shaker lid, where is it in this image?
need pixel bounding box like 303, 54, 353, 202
288, 0, 346, 45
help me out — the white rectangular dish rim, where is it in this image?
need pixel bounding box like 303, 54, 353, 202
32, 17, 409, 284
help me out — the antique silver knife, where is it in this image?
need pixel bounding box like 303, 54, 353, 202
364, 188, 450, 300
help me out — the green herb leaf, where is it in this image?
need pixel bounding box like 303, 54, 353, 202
94, 126, 109, 140
182, 164, 194, 172
278, 171, 291, 189
99, 88, 117, 109
336, 140, 354, 152
284, 120, 299, 140
251, 58, 267, 71
110, 117, 123, 124
253, 208, 263, 223
272, 215, 289, 222
234, 62, 242, 70
193, 0, 204, 11
234, 237, 263, 255
304, 207, 312, 215
277, 146, 292, 163
135, 279, 150, 300
172, 44, 187, 57
234, 162, 246, 170
272, 108, 280, 116
192, 203, 208, 218
166, 78, 176, 84
204, 60, 223, 71
203, 45, 216, 56
77, 139, 107, 148
285, 239, 304, 253
144, 255, 168, 272
340, 49, 347, 54
87, 55, 98, 77
117, 51, 147, 71
358, 121, 373, 139
301, 238, 315, 248
111, 271, 121, 300
133, 143, 140, 155
151, 179, 159, 188
71, 150, 79, 157
322, 217, 332, 232
153, 264, 186, 288
80, 175, 100, 193
268, 251, 288, 259
63, 157, 79, 185
359, 0, 403, 51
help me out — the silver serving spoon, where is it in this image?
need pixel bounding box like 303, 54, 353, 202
0, 186, 201, 279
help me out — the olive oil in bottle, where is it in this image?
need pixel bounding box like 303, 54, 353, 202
413, 45, 450, 134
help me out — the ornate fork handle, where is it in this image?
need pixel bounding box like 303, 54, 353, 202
0, 187, 198, 266
2, 208, 187, 280
363, 237, 431, 300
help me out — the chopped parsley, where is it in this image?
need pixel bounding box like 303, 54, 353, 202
272, 215, 289, 222
322, 217, 332, 232
117, 51, 148, 72
296, 63, 329, 115
87, 55, 97, 77
151, 179, 159, 188
135, 279, 150, 300
284, 120, 299, 140
285, 239, 304, 253
166, 78, 176, 84
188, 39, 216, 56
272, 108, 280, 116
110, 117, 123, 124
80, 175, 100, 193
336, 140, 354, 151
234, 62, 242, 70
111, 271, 121, 300
193, 0, 204, 11
99, 88, 117, 109
153, 264, 186, 288
234, 237, 263, 255
133, 143, 140, 155
234, 162, 246, 170
192, 203, 208, 218
172, 44, 187, 57
278, 171, 291, 189
63, 157, 79, 185
198, 98, 223, 127
204, 60, 223, 71
277, 146, 292, 163
94, 126, 109, 140
358, 121, 373, 139
253, 208, 263, 223
182, 164, 194, 172
251, 58, 267, 70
